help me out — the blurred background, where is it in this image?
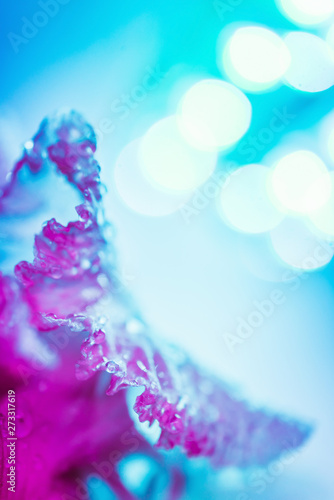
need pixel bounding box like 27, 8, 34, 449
1, 0, 334, 498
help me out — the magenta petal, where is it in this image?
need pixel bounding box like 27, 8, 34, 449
79, 326, 312, 467
0, 111, 313, 499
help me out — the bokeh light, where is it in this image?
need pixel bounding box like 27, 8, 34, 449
177, 79, 252, 151
222, 26, 291, 92
270, 150, 331, 214
218, 164, 284, 233
114, 138, 191, 216
270, 218, 334, 270
321, 110, 334, 162
277, 0, 334, 26
139, 115, 217, 190
283, 32, 334, 92
310, 172, 334, 237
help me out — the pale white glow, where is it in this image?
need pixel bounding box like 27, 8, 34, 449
223, 26, 291, 91
270, 218, 334, 270
139, 116, 217, 191
319, 110, 334, 162
177, 79, 252, 151
277, 0, 334, 26
218, 164, 284, 233
270, 150, 331, 214
283, 32, 334, 92
114, 139, 191, 216
310, 172, 334, 237
24, 140, 34, 150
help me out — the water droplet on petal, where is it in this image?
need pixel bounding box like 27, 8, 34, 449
93, 329, 105, 343
106, 361, 119, 374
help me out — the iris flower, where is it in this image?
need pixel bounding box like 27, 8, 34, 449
0, 112, 311, 499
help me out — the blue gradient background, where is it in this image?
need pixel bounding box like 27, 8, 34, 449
1, 0, 334, 498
